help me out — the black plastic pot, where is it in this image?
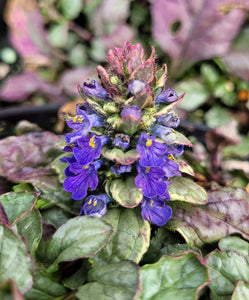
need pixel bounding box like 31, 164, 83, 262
0, 104, 210, 143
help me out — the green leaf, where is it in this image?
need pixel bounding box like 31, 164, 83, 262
0, 225, 33, 293
232, 280, 249, 300
175, 79, 209, 111
0, 192, 37, 225
16, 208, 42, 258
101, 147, 140, 165
205, 105, 233, 128
58, 0, 83, 19
110, 176, 143, 208
24, 269, 67, 300
48, 23, 68, 48
42, 206, 72, 229
219, 236, 249, 257
76, 261, 140, 300
167, 187, 249, 247
62, 261, 88, 290
46, 216, 113, 272
91, 207, 150, 267
207, 249, 249, 300
139, 251, 209, 300
168, 177, 207, 204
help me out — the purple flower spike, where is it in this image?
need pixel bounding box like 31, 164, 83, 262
141, 197, 172, 226
121, 105, 142, 119
63, 161, 101, 200
156, 112, 180, 128
137, 133, 167, 167
113, 133, 130, 149
111, 164, 132, 175
83, 79, 108, 99
128, 80, 147, 95
135, 164, 167, 198
155, 88, 178, 103
80, 194, 110, 217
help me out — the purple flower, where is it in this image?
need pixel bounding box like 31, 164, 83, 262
63, 160, 102, 200
80, 194, 110, 217
111, 164, 132, 175
83, 79, 108, 99
65, 104, 104, 143
73, 134, 103, 166
155, 88, 178, 103
128, 80, 147, 95
152, 125, 177, 145
141, 197, 172, 226
136, 133, 167, 167
156, 112, 180, 128
113, 134, 130, 149
167, 144, 184, 158
162, 154, 181, 177
121, 105, 142, 119
135, 164, 167, 198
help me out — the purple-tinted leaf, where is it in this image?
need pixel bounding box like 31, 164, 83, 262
0, 224, 33, 293
205, 120, 241, 171
59, 67, 96, 97
92, 0, 131, 36
152, 0, 249, 72
5, 0, 51, 60
130, 61, 155, 84
101, 24, 135, 51
97, 65, 122, 96
222, 26, 249, 82
167, 186, 249, 247
0, 201, 10, 226
0, 279, 25, 300
0, 131, 63, 182
130, 85, 154, 109
0, 72, 66, 103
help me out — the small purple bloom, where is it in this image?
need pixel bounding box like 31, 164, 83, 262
121, 105, 142, 119
156, 112, 180, 128
155, 88, 178, 103
63, 160, 101, 200
111, 164, 132, 175
80, 194, 110, 217
162, 154, 181, 177
141, 197, 172, 226
113, 134, 130, 149
135, 164, 167, 198
167, 144, 184, 157
136, 133, 167, 167
73, 134, 102, 166
83, 79, 108, 99
65, 104, 104, 143
128, 80, 146, 95
152, 125, 177, 145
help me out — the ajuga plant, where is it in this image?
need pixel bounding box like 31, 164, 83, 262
61, 41, 193, 226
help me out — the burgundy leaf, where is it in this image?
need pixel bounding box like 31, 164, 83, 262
4, 0, 51, 60
167, 186, 249, 247
152, 0, 249, 72
0, 72, 66, 103
0, 131, 63, 183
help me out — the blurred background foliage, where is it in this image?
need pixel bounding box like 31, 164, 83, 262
0, 0, 248, 189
